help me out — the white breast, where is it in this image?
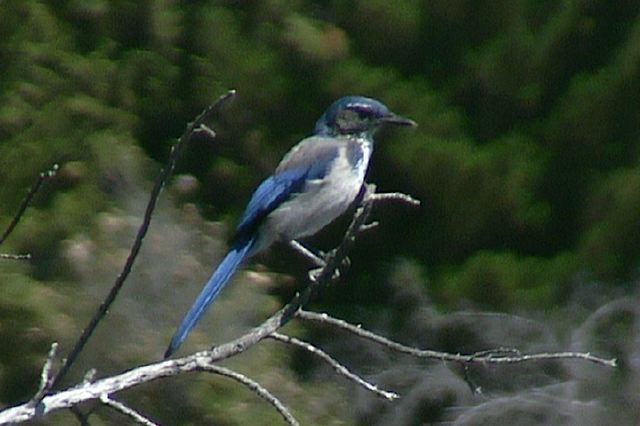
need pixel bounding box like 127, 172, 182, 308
260, 138, 372, 246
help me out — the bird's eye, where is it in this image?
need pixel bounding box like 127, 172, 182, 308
336, 109, 360, 124
335, 108, 365, 133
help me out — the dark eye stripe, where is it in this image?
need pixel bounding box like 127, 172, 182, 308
349, 104, 376, 117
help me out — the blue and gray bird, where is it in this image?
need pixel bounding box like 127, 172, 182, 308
164, 96, 416, 357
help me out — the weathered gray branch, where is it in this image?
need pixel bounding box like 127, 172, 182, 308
296, 310, 617, 367
269, 332, 399, 400
0, 163, 58, 260
48, 90, 238, 393
0, 304, 615, 424
198, 365, 299, 426
100, 395, 159, 426
0, 184, 400, 424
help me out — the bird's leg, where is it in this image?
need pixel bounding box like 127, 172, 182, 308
289, 240, 327, 283
289, 240, 326, 267
288, 240, 349, 283
307, 249, 351, 283
329, 249, 351, 281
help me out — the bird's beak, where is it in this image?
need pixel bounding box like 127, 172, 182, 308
381, 113, 417, 127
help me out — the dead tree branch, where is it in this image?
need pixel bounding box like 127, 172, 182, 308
0, 163, 59, 259
28, 343, 58, 407
100, 395, 159, 426
197, 365, 299, 426
0, 183, 418, 424
296, 310, 617, 368
268, 332, 399, 400
0, 179, 614, 424
0, 303, 615, 424
47, 90, 237, 393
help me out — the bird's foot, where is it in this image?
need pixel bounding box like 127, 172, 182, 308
307, 253, 350, 283
308, 266, 341, 282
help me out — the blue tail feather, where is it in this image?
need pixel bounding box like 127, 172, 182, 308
164, 237, 256, 358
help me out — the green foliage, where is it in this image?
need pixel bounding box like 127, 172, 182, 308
439, 250, 573, 309
0, 272, 58, 403
1, 0, 640, 423
579, 169, 640, 281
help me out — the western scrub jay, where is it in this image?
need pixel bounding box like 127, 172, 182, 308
165, 96, 416, 357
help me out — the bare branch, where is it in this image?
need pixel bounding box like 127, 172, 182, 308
0, 253, 31, 260
0, 163, 58, 260
0, 182, 390, 424
0, 163, 59, 247
100, 395, 159, 426
296, 310, 617, 368
29, 343, 58, 406
193, 123, 217, 140
269, 332, 399, 401
82, 369, 98, 386
48, 90, 237, 393
2, 304, 614, 423
358, 221, 379, 233
197, 365, 299, 426
369, 191, 420, 206
0, 349, 290, 425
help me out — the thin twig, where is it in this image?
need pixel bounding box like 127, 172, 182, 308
462, 362, 482, 394
0, 253, 31, 260
369, 191, 420, 206
197, 364, 299, 426
269, 332, 398, 401
0, 163, 59, 247
296, 310, 617, 367
358, 221, 379, 233
82, 369, 98, 386
48, 90, 237, 393
0, 163, 58, 261
100, 395, 159, 426
194, 124, 217, 139
29, 343, 58, 407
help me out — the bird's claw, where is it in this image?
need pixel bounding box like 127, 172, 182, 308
308, 266, 342, 283
308, 256, 349, 283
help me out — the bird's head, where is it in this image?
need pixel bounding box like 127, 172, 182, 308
314, 96, 416, 137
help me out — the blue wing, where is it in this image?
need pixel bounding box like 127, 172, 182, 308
234, 136, 342, 240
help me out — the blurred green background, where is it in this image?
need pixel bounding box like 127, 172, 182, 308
1, 1, 639, 425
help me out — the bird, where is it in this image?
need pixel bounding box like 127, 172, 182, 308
164, 96, 416, 358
